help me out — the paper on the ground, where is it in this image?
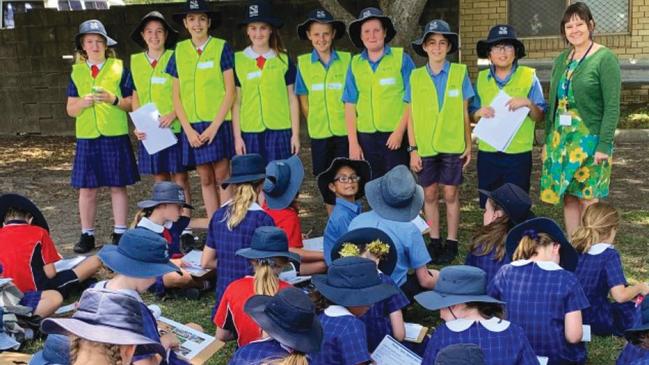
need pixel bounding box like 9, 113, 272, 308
158, 316, 221, 363
411, 216, 429, 235
54, 256, 87, 272
371, 335, 422, 365
182, 250, 210, 277
130, 103, 177, 155
303, 236, 324, 252
473, 90, 530, 152
403, 322, 427, 343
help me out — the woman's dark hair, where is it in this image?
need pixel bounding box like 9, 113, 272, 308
560, 2, 596, 41
465, 301, 505, 320
469, 199, 511, 261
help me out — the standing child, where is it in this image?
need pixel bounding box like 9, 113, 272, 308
465, 183, 533, 283
309, 257, 398, 365
406, 20, 474, 264
571, 202, 649, 336
320, 157, 371, 265
233, 0, 300, 162
67, 19, 139, 253
168, 0, 236, 218
488, 217, 589, 365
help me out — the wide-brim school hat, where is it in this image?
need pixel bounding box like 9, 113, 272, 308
131, 11, 179, 50
41, 289, 165, 358
411, 19, 459, 57
415, 265, 503, 311
297, 8, 346, 40
0, 193, 49, 232
29, 334, 69, 365
138, 181, 193, 210
312, 256, 398, 306
625, 299, 649, 337
221, 153, 266, 188
98, 228, 181, 278
348, 7, 396, 49
245, 287, 323, 353
478, 183, 534, 225
172, 0, 220, 29
365, 164, 424, 222
330, 227, 397, 275
238, 0, 283, 28
317, 158, 371, 205
505, 217, 579, 272
75, 19, 117, 51
476, 24, 526, 59
236, 226, 300, 263
263, 155, 304, 210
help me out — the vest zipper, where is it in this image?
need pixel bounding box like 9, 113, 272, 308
323, 64, 334, 137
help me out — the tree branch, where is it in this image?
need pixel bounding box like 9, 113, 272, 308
317, 0, 354, 24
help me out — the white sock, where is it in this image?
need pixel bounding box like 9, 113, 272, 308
182, 229, 193, 236
113, 225, 127, 234
81, 228, 94, 236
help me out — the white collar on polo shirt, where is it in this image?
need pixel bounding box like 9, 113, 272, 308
86, 61, 105, 69
243, 46, 276, 60
324, 305, 354, 317
510, 259, 563, 271
137, 217, 172, 232
445, 317, 511, 333
587, 243, 613, 255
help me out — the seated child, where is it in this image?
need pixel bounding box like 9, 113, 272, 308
465, 183, 533, 283
319, 157, 371, 265
416, 265, 537, 364
214, 226, 298, 347
488, 217, 589, 365
435, 343, 486, 365
331, 227, 408, 351
262, 155, 326, 275
618, 301, 649, 364
572, 202, 649, 336
309, 256, 399, 365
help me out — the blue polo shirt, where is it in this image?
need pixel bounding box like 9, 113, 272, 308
403, 61, 475, 109
341, 45, 415, 104
323, 198, 362, 265
295, 49, 341, 96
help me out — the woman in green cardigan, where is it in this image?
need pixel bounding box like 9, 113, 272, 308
540, 2, 621, 235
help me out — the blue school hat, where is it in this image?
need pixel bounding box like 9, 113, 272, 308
131, 11, 178, 50
312, 256, 398, 306
329, 227, 397, 275
348, 7, 396, 49
98, 228, 181, 278
263, 155, 304, 210
505, 217, 579, 272
172, 0, 220, 29
0, 193, 49, 232
75, 19, 117, 51
238, 0, 283, 28
316, 157, 371, 205
138, 181, 193, 210
236, 226, 300, 263
365, 164, 424, 222
29, 334, 69, 365
41, 289, 165, 358
297, 8, 346, 40
625, 298, 649, 336
415, 265, 503, 311
435, 343, 486, 365
221, 154, 266, 188
478, 183, 534, 225
477, 24, 526, 59
411, 19, 459, 57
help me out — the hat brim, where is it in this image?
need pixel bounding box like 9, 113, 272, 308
137, 200, 194, 210
172, 11, 220, 29
29, 350, 46, 365
411, 31, 458, 57
236, 248, 301, 264
505, 217, 578, 271
264, 155, 304, 210
238, 16, 284, 29
130, 13, 179, 50
476, 38, 526, 59
414, 290, 503, 311
477, 188, 534, 225
348, 16, 396, 49
75, 33, 117, 51
41, 318, 165, 357
0, 331, 19, 351
316, 158, 371, 205
244, 295, 323, 353
297, 19, 346, 40
97, 245, 181, 278
311, 275, 397, 306
221, 173, 266, 189
365, 177, 424, 222
0, 193, 49, 232
329, 228, 397, 275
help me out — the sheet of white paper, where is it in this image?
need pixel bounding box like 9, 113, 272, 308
0, 278, 13, 287
278, 264, 311, 285
130, 103, 177, 155
158, 316, 216, 361
54, 256, 87, 272
181, 250, 209, 276
404, 323, 424, 342
411, 216, 429, 234
371, 335, 422, 365
473, 90, 530, 152
582, 324, 591, 342
303, 236, 324, 252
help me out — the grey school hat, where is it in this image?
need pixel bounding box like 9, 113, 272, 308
138, 181, 193, 209
75, 19, 117, 50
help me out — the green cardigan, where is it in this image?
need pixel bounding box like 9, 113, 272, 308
546, 47, 621, 154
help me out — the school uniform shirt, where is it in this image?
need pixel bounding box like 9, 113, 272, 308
207, 201, 276, 307
465, 244, 511, 284
323, 198, 362, 266
488, 260, 590, 365
422, 317, 538, 365
310, 305, 372, 365
262, 202, 303, 249
214, 276, 292, 347
360, 272, 409, 352
0, 223, 61, 292
403, 61, 474, 107
137, 216, 190, 258
228, 337, 290, 365
349, 211, 431, 287
617, 343, 649, 365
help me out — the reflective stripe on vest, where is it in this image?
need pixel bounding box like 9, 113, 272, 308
351, 47, 405, 133
411, 63, 467, 157
71, 58, 128, 138
176, 38, 230, 123
235, 52, 291, 132
130, 50, 180, 133
476, 66, 535, 153
297, 51, 350, 139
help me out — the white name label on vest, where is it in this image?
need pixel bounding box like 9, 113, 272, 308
247, 70, 262, 80
327, 82, 343, 90
379, 77, 396, 86
197, 61, 214, 69
447, 89, 459, 97
311, 83, 324, 91
151, 77, 167, 85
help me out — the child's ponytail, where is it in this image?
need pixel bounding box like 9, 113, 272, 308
571, 202, 620, 253
512, 232, 555, 261
130, 208, 154, 228
226, 181, 262, 230
470, 199, 510, 260
267, 353, 309, 365
252, 257, 287, 296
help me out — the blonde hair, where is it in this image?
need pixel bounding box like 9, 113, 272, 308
470, 199, 510, 261
75, 34, 117, 63
253, 257, 288, 296
571, 202, 620, 253
130, 208, 154, 228
266, 353, 309, 365
69, 336, 124, 365
512, 232, 556, 261
226, 181, 262, 230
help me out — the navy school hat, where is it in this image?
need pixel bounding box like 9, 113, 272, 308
131, 11, 178, 50
625, 299, 649, 337
245, 287, 323, 353
0, 193, 49, 231
365, 164, 424, 222
263, 154, 304, 210
330, 227, 397, 275
415, 265, 503, 311
221, 153, 266, 188
29, 334, 69, 365
478, 183, 534, 225
75, 19, 117, 51
435, 343, 486, 365
41, 289, 165, 357
138, 181, 193, 210
172, 0, 220, 29
238, 0, 283, 28
98, 228, 181, 278
297, 8, 346, 40
236, 226, 300, 263
316, 157, 371, 205
505, 217, 579, 272
312, 256, 398, 306
477, 24, 526, 59
348, 7, 396, 49
411, 19, 459, 57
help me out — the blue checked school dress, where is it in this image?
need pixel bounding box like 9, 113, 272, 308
618, 343, 649, 365
228, 338, 289, 365
465, 244, 511, 284
310, 306, 372, 365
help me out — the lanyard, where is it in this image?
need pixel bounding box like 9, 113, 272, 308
562, 42, 594, 95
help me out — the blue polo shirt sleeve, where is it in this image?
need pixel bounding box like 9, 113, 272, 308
469, 80, 481, 114
528, 74, 546, 112
221, 42, 234, 71
404, 80, 412, 104
339, 319, 372, 364
67, 78, 79, 97
295, 68, 308, 96
342, 64, 359, 104
605, 249, 627, 288
408, 226, 431, 269
165, 53, 178, 78
564, 275, 590, 313
462, 72, 474, 101
285, 58, 297, 85
401, 53, 415, 98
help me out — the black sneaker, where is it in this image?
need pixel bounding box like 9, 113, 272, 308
111, 232, 123, 245
73, 233, 95, 254
426, 238, 443, 264
436, 239, 459, 264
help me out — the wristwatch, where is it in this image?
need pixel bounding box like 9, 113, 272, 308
406, 145, 418, 153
